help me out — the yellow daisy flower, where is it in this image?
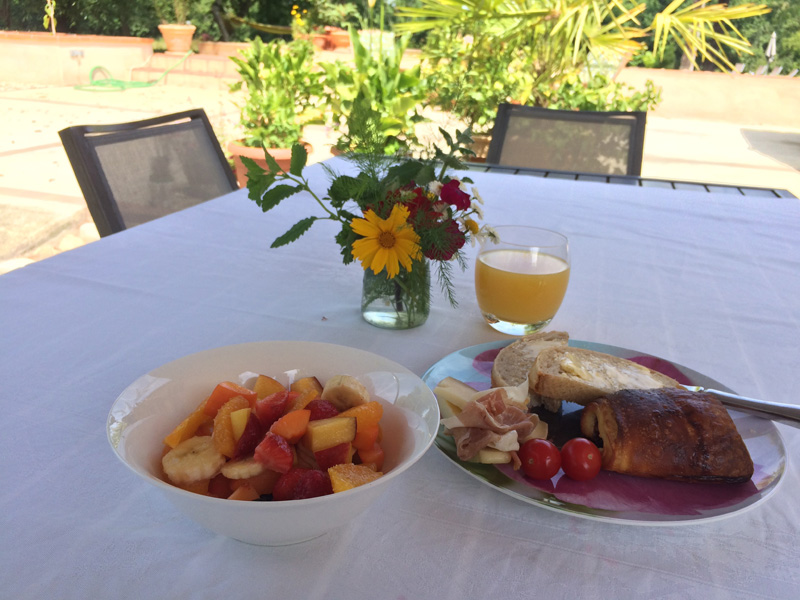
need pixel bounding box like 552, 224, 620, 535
464, 218, 480, 235
351, 205, 421, 278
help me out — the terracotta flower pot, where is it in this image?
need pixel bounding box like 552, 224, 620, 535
158, 24, 196, 54
469, 134, 492, 163
312, 34, 331, 50
228, 140, 313, 188
326, 28, 351, 50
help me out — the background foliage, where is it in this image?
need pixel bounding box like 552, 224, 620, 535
627, 0, 798, 72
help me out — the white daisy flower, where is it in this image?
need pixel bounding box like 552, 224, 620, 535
428, 180, 443, 195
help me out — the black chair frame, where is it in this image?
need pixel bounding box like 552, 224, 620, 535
59, 109, 237, 237
486, 104, 647, 176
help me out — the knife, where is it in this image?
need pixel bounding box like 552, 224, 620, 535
684, 386, 800, 429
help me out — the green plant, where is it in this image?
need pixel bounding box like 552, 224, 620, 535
398, 1, 771, 74
537, 73, 662, 112
308, 0, 361, 30
229, 37, 323, 148
154, 0, 191, 24
320, 28, 428, 155
43, 0, 57, 34
421, 30, 528, 135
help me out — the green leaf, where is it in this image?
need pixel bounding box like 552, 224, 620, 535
258, 184, 302, 212
271, 217, 317, 248
386, 161, 425, 186
328, 175, 361, 207
335, 222, 358, 265
289, 143, 308, 176
261, 145, 283, 175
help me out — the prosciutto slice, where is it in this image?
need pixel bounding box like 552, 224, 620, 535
443, 389, 536, 461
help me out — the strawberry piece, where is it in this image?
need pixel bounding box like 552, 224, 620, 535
254, 432, 294, 474
254, 391, 293, 428
306, 398, 340, 421
273, 468, 332, 501
232, 413, 266, 460
293, 469, 333, 500
272, 468, 307, 501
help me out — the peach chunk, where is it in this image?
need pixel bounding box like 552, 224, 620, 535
254, 375, 285, 400
302, 416, 357, 453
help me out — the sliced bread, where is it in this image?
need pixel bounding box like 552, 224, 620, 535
490, 331, 569, 412
530, 346, 681, 405
490, 331, 569, 388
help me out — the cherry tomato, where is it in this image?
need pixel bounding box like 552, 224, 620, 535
560, 438, 602, 481
519, 439, 561, 480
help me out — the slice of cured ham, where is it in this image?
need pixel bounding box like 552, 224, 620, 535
442, 389, 537, 462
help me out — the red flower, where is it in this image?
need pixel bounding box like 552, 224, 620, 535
423, 221, 467, 261
403, 185, 437, 221
440, 179, 471, 211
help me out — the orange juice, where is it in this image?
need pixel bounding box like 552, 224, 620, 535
475, 249, 570, 324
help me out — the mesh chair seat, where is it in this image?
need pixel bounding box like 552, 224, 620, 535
486, 104, 647, 176
59, 109, 237, 237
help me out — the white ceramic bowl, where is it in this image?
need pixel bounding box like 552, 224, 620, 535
107, 341, 439, 545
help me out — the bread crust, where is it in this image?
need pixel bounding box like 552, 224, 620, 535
531, 346, 680, 405
580, 388, 754, 483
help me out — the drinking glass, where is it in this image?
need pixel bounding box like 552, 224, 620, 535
475, 226, 570, 335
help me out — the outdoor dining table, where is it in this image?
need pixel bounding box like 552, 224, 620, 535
1, 157, 798, 599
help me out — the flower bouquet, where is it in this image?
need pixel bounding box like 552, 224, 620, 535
243, 128, 489, 329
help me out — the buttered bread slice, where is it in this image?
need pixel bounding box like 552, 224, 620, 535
530, 346, 681, 405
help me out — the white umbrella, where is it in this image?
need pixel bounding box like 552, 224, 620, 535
766, 31, 777, 65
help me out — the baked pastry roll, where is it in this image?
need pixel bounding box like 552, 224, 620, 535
580, 387, 754, 483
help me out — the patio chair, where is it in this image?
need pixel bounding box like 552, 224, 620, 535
59, 108, 237, 237
486, 104, 647, 176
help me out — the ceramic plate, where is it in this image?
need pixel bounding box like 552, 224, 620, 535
422, 340, 787, 525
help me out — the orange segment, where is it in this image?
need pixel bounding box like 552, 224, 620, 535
340, 401, 383, 429
340, 401, 383, 450
328, 463, 383, 493
212, 396, 250, 458
163, 398, 213, 449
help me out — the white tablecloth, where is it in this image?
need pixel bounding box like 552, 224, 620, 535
2, 158, 798, 599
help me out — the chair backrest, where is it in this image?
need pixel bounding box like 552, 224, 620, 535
59, 109, 238, 237
486, 104, 647, 176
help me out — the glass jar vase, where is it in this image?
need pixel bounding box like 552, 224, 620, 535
360, 259, 430, 329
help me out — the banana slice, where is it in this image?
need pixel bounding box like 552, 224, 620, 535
320, 375, 370, 411
220, 456, 266, 480
162, 436, 226, 485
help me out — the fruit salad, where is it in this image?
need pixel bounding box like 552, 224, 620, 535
160, 373, 385, 501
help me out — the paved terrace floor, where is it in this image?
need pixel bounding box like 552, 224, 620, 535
1, 68, 799, 276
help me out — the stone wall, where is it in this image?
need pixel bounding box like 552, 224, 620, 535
0, 31, 153, 86
617, 67, 800, 128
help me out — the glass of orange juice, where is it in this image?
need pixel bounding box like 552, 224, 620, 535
475, 226, 570, 335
